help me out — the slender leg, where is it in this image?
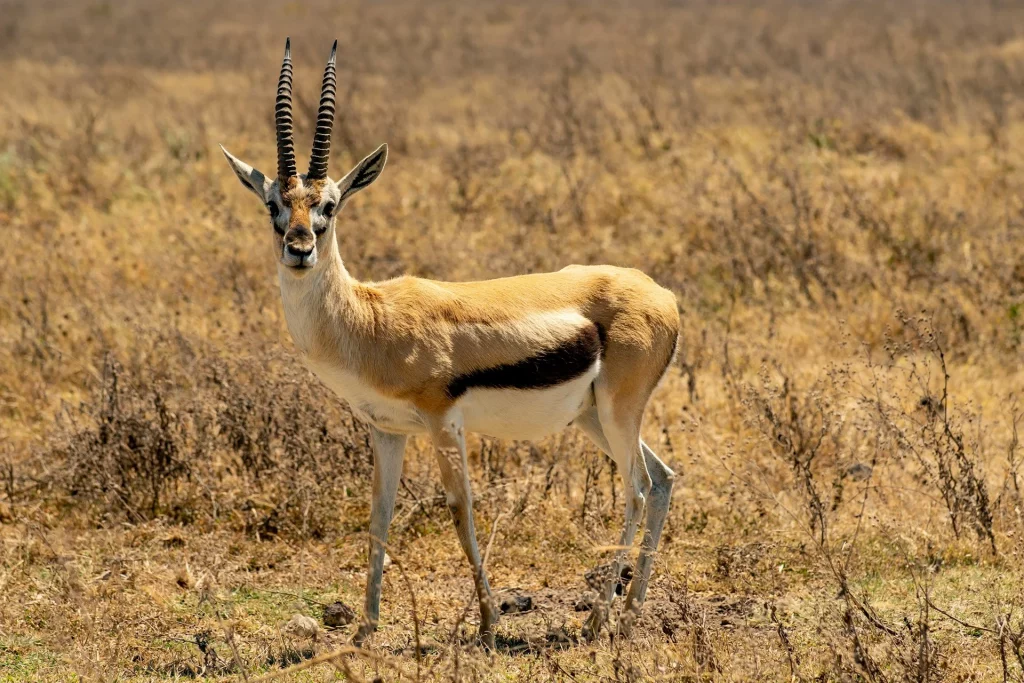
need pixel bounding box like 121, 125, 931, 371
428, 410, 498, 648
574, 406, 611, 454
577, 401, 651, 642
620, 442, 675, 635
353, 427, 407, 647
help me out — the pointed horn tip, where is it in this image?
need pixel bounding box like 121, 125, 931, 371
329, 40, 338, 62
284, 37, 291, 56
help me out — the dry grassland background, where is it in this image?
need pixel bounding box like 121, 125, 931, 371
2, 0, 1024, 680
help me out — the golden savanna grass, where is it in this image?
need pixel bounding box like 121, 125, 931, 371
3, 0, 1024, 680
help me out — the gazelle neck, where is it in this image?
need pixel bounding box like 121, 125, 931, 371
277, 234, 359, 360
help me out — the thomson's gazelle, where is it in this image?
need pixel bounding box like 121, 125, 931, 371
221, 39, 680, 646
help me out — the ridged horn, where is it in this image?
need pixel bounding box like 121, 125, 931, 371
275, 37, 298, 184
307, 40, 338, 181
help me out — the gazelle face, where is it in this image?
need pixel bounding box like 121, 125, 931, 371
221, 144, 388, 274
218, 39, 388, 276
266, 178, 340, 271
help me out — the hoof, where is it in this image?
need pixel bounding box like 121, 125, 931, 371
616, 610, 637, 638
351, 623, 374, 648
479, 601, 499, 650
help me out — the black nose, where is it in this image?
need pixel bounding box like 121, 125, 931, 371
286, 243, 313, 258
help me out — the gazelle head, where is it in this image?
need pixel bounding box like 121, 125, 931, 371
221, 39, 387, 274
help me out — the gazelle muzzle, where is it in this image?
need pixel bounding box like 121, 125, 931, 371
282, 228, 317, 269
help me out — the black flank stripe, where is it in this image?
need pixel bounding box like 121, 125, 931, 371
446, 324, 602, 400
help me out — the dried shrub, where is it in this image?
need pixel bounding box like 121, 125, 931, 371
867, 313, 997, 553
52, 356, 203, 522
45, 346, 373, 538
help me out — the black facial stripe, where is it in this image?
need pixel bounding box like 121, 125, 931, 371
446, 323, 602, 400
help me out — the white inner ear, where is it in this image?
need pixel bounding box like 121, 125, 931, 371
337, 144, 388, 201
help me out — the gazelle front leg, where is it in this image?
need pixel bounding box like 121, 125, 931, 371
428, 410, 498, 648
353, 427, 407, 647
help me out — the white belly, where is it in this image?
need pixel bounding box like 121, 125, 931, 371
458, 363, 598, 440
306, 358, 598, 441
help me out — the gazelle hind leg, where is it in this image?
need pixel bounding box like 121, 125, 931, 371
619, 441, 675, 636
574, 406, 610, 453
576, 394, 651, 642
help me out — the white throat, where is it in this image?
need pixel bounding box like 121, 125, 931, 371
278, 236, 351, 357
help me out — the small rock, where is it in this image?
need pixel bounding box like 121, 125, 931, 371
847, 463, 873, 482
574, 593, 594, 612
499, 594, 534, 615
383, 553, 392, 570
322, 601, 355, 628
283, 614, 320, 640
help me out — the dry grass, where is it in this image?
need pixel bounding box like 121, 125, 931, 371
3, 0, 1024, 680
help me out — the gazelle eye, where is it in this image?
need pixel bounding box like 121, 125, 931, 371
322, 201, 336, 218
266, 202, 284, 234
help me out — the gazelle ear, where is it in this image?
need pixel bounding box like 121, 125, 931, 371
336, 144, 388, 202
220, 145, 273, 202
